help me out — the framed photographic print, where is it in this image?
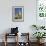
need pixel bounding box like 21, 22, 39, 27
12, 6, 24, 22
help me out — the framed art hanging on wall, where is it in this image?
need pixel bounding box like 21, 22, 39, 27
12, 6, 24, 22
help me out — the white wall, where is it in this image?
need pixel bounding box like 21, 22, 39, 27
0, 0, 37, 42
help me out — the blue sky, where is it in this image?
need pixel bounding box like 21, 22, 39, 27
15, 8, 22, 15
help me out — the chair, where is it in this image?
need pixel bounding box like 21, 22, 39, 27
18, 33, 30, 46
4, 33, 18, 46
4, 27, 19, 46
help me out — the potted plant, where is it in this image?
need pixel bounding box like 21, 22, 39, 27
33, 32, 46, 43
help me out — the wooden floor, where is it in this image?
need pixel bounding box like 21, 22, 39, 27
0, 42, 46, 46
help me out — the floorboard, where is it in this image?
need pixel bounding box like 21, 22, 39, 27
0, 42, 46, 46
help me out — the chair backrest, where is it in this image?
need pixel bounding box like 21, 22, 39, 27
11, 27, 18, 34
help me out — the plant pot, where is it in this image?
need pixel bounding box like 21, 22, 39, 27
37, 39, 45, 44
40, 38, 45, 43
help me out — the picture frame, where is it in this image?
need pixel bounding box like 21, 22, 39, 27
12, 6, 24, 22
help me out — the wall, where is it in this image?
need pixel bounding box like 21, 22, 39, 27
0, 0, 36, 42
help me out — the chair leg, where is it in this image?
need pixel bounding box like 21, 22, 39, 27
4, 41, 7, 46
4, 33, 7, 46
